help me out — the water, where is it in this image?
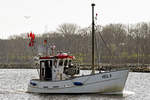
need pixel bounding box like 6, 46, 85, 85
0, 69, 150, 100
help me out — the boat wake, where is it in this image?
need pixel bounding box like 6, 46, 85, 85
101, 90, 135, 96
122, 90, 135, 97
0, 89, 26, 94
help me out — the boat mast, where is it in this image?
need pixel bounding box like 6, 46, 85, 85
91, 3, 95, 74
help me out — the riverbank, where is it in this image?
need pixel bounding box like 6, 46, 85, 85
0, 63, 33, 69
0, 63, 150, 72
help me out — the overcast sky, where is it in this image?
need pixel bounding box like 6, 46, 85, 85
0, 0, 149, 39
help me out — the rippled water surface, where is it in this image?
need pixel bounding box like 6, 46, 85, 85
0, 69, 150, 100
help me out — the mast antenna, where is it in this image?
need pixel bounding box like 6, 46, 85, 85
91, 3, 95, 74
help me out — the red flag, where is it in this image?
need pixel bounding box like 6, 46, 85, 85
44, 39, 47, 45
27, 33, 29, 37
27, 32, 35, 47
31, 39, 34, 46
31, 42, 34, 46
95, 13, 98, 20
29, 42, 32, 47
96, 13, 98, 16
29, 42, 34, 47
32, 33, 35, 40
30, 32, 32, 38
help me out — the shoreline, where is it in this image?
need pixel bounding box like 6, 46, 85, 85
0, 63, 150, 72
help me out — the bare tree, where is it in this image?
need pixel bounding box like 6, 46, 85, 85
57, 23, 80, 35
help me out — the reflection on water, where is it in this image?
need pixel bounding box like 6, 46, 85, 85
28, 94, 126, 100
0, 69, 149, 100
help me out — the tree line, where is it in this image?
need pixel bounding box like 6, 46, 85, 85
0, 22, 150, 65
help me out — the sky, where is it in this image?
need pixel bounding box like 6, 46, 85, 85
0, 0, 150, 39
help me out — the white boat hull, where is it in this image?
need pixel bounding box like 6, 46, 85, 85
28, 69, 128, 94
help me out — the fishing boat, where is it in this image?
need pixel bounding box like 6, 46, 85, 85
27, 3, 129, 94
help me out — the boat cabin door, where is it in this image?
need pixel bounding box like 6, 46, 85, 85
40, 60, 53, 81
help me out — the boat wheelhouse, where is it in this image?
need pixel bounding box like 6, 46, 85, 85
38, 53, 79, 81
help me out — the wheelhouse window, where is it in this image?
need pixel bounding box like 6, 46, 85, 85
69, 60, 72, 66
59, 59, 63, 66
54, 59, 57, 68
64, 60, 68, 66
50, 60, 53, 67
